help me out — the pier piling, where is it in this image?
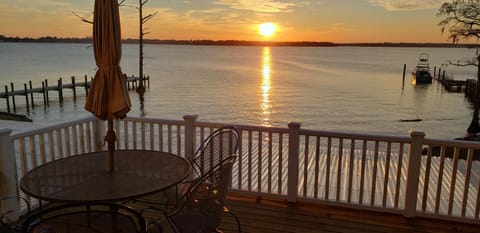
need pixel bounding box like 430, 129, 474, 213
10, 83, 16, 112
23, 83, 29, 112
29, 81, 34, 109
58, 78, 63, 104
4, 86, 10, 113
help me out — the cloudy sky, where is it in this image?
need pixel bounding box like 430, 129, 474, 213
0, 0, 452, 43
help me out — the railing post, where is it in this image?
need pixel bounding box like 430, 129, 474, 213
183, 115, 198, 160
404, 130, 425, 218
287, 122, 301, 203
0, 129, 19, 214
93, 118, 105, 152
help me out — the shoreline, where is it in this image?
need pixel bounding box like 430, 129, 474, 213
1, 36, 479, 48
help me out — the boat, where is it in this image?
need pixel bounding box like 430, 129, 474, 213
412, 53, 433, 84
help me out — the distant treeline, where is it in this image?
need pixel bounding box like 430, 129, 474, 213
1, 35, 479, 48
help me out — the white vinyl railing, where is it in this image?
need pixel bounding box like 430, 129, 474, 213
1, 115, 479, 224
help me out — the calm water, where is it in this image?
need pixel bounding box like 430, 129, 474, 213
0, 42, 477, 139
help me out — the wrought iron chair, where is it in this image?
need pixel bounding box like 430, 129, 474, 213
134, 126, 240, 209
1, 196, 31, 233
21, 202, 146, 233
162, 155, 241, 233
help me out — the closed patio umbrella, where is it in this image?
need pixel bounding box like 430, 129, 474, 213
85, 0, 131, 172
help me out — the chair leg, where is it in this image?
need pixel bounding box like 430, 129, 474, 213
223, 206, 242, 233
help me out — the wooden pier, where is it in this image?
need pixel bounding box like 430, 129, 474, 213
0, 74, 149, 113
432, 66, 478, 101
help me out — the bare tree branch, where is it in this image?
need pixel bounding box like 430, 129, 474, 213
72, 11, 93, 24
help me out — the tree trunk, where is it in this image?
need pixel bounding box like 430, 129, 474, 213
466, 55, 480, 136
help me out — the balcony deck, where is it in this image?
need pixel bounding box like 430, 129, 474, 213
137, 192, 479, 233
219, 193, 479, 233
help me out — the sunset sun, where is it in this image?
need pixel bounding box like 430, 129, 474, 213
258, 22, 276, 38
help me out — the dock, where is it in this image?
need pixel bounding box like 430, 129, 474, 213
432, 66, 478, 101
0, 74, 149, 113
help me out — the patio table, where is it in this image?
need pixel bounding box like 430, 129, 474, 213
20, 150, 191, 202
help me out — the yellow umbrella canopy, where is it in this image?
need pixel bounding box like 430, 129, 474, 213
85, 0, 131, 172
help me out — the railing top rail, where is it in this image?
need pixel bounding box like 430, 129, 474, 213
424, 137, 480, 148
124, 116, 185, 125
11, 115, 96, 139
300, 128, 412, 143
194, 121, 290, 133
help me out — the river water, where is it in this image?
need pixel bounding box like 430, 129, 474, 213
0, 42, 477, 139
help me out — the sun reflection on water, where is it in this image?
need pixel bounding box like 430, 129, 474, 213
261, 47, 272, 126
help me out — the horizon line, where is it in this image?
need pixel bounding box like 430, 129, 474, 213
1, 35, 478, 47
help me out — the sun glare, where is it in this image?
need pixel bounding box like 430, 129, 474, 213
259, 23, 276, 38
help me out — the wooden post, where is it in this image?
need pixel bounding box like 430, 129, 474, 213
84, 75, 89, 95
24, 83, 29, 112
402, 64, 406, 90
404, 130, 425, 218
183, 115, 198, 160
71, 76, 77, 102
433, 66, 436, 77
0, 129, 20, 217
29, 81, 34, 109
45, 79, 50, 106
287, 122, 301, 203
58, 78, 63, 104
4, 86, 10, 113
10, 83, 16, 112
41, 82, 47, 107
438, 68, 442, 80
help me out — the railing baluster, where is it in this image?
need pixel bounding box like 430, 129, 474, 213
257, 131, 262, 193
268, 131, 273, 194
435, 145, 447, 214
448, 148, 460, 215
303, 135, 309, 197
336, 138, 343, 202
150, 122, 154, 151
141, 122, 146, 150
314, 136, 320, 199
133, 121, 138, 150
86, 121, 92, 152
326, 137, 332, 200
394, 143, 404, 208
461, 148, 474, 217
167, 124, 172, 153
237, 129, 243, 189
39, 133, 46, 164
359, 140, 367, 204
371, 141, 379, 206
248, 129, 253, 191
347, 139, 355, 204
382, 142, 392, 208
422, 144, 433, 211
278, 133, 283, 194
176, 124, 182, 156
159, 123, 163, 152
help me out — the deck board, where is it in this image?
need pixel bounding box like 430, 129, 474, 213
133, 193, 479, 233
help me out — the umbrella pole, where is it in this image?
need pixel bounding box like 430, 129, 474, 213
106, 119, 116, 172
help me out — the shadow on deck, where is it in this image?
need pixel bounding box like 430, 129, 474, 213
215, 193, 479, 233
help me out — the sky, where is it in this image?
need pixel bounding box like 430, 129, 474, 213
0, 0, 455, 43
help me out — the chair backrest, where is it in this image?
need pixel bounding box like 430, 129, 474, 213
21, 202, 146, 233
191, 126, 239, 177
167, 155, 236, 233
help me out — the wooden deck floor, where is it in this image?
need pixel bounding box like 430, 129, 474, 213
218, 193, 478, 233
136, 192, 479, 233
